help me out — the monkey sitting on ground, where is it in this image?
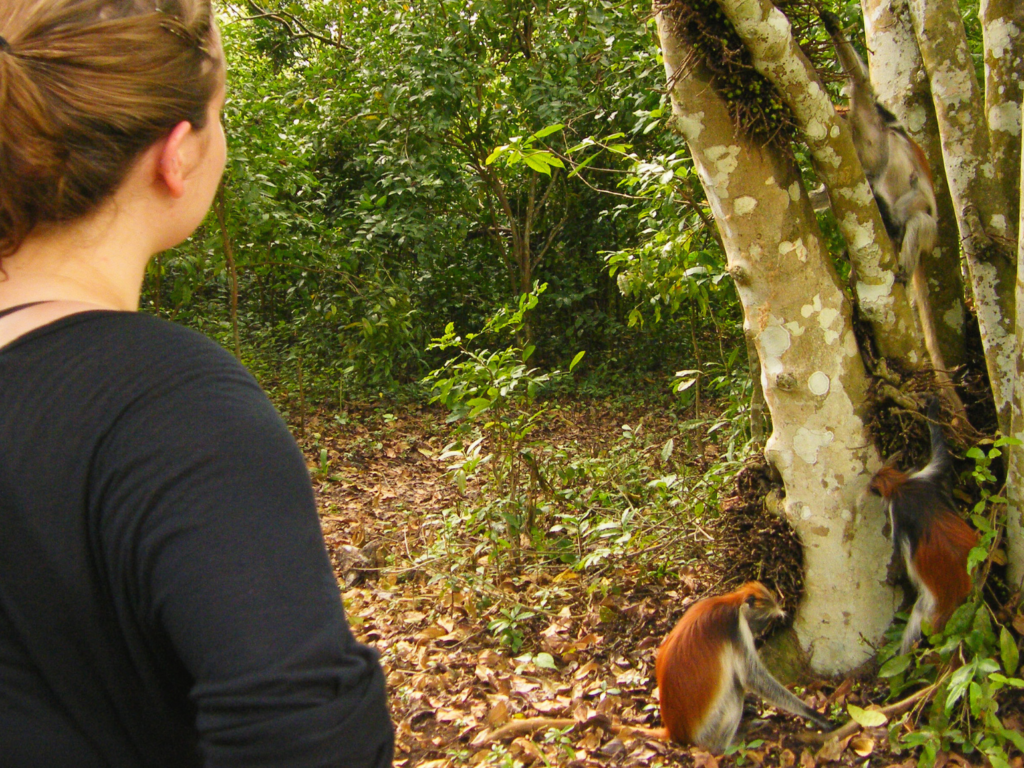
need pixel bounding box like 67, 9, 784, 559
655, 582, 832, 753
869, 400, 977, 654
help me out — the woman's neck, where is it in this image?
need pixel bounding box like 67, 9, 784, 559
0, 202, 152, 312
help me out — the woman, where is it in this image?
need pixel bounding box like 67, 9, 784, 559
0, 1, 394, 765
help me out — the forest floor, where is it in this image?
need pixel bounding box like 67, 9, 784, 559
296, 400, 1023, 768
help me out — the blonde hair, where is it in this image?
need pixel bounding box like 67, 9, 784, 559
0, 0, 220, 260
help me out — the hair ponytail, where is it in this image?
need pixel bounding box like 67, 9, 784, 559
0, 0, 220, 261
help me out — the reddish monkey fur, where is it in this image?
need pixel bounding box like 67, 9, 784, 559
870, 402, 977, 652
655, 582, 830, 752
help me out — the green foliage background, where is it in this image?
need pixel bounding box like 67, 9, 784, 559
145, 0, 745, 407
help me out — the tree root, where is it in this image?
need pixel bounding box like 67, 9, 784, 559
794, 683, 938, 745
472, 717, 578, 746
472, 716, 666, 746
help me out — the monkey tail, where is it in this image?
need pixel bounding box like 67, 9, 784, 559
819, 10, 870, 93
819, 9, 843, 37
923, 398, 951, 479
900, 210, 937, 279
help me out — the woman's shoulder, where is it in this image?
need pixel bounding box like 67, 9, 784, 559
45, 310, 239, 366
3, 310, 259, 404
94, 312, 257, 393
95, 311, 233, 355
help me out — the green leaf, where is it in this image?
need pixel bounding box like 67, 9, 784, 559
972, 605, 994, 640
878, 654, 912, 678
569, 350, 585, 372
485, 145, 507, 165
968, 680, 983, 716
946, 660, 976, 713
540, 153, 565, 169
989, 673, 1024, 688
566, 137, 596, 153
533, 652, 557, 670
998, 723, 1024, 751
567, 153, 599, 179
523, 153, 553, 174
1000, 626, 1019, 675
531, 123, 564, 139
847, 704, 887, 727
661, 438, 674, 463
944, 601, 977, 638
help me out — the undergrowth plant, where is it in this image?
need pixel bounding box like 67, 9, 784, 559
423, 284, 584, 569
874, 437, 1024, 768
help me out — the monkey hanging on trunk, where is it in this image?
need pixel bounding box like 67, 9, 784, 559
820, 11, 937, 282
869, 399, 977, 654
817, 12, 964, 416
655, 582, 832, 753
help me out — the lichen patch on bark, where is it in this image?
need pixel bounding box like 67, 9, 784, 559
793, 427, 835, 465
808, 371, 831, 396
984, 16, 1020, 60
988, 102, 1021, 136
735, 196, 758, 215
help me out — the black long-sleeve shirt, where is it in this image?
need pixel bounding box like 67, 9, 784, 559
0, 311, 393, 767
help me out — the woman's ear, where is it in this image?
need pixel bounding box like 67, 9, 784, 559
156, 121, 195, 198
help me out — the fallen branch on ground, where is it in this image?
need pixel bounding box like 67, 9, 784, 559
796, 684, 939, 745
472, 716, 665, 746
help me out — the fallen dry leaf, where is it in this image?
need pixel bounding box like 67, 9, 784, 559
417, 625, 447, 640
1013, 613, 1024, 635
692, 749, 720, 768
486, 700, 509, 727
510, 736, 544, 761
510, 678, 540, 695
532, 698, 569, 715
478, 649, 503, 667
817, 733, 853, 762
850, 735, 874, 757
596, 738, 627, 760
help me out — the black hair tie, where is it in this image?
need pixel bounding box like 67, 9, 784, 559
0, 36, 11, 53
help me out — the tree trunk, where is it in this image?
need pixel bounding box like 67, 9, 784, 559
910, 0, 1017, 434
980, 0, 1024, 589
747, 336, 767, 445
656, 6, 894, 675
1007, 128, 1024, 591
981, 0, 1023, 244
715, 0, 928, 369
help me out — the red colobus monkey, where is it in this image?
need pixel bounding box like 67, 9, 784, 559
655, 582, 831, 753
819, 13, 965, 415
819, 11, 937, 282
869, 400, 977, 654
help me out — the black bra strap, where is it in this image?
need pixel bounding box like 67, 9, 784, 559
0, 301, 50, 320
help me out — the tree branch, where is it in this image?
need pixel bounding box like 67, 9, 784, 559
240, 0, 349, 49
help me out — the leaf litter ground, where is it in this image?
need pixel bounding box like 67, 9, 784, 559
298, 401, 1022, 768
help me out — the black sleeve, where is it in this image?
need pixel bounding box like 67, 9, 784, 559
92, 347, 393, 768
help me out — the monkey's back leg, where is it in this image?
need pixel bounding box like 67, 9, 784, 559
693, 675, 745, 754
